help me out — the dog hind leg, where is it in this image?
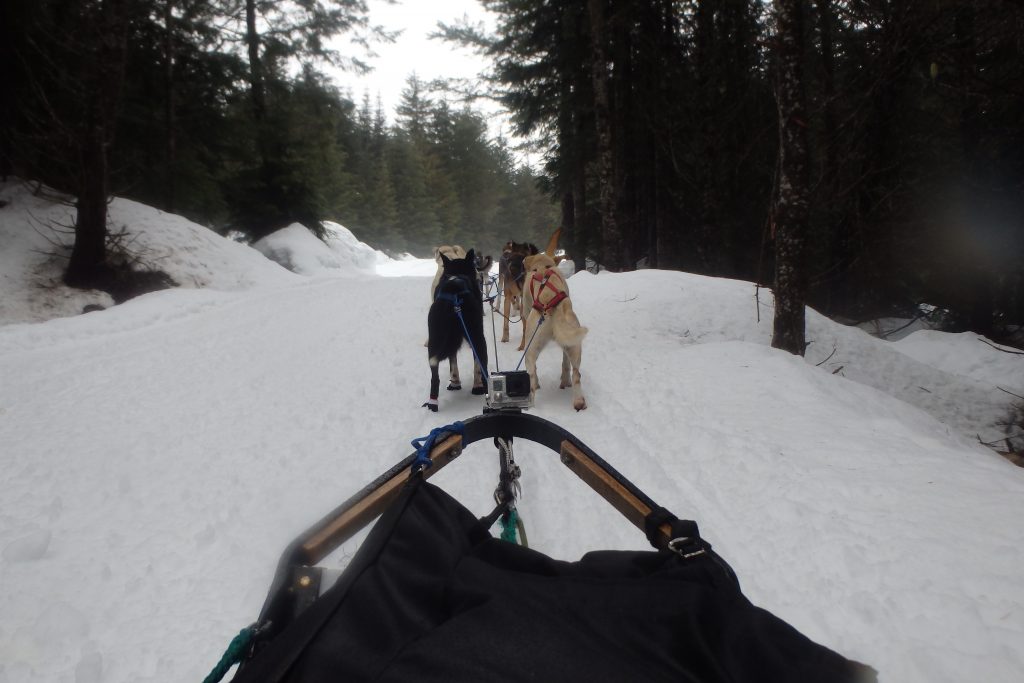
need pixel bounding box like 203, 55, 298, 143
516, 296, 528, 351
472, 361, 486, 394
448, 357, 461, 390
470, 327, 488, 395
425, 356, 441, 411
564, 344, 586, 411
501, 289, 511, 342
524, 314, 552, 394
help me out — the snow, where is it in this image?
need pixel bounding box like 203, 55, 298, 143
1, 187, 1023, 682
251, 221, 389, 276
856, 316, 938, 341
893, 330, 1024, 391
0, 181, 299, 326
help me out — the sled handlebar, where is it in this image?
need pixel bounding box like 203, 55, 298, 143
290, 411, 673, 566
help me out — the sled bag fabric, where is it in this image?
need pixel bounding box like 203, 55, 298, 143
233, 478, 876, 683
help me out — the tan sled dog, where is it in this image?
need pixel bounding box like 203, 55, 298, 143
431, 245, 466, 301
521, 253, 588, 410
433, 245, 493, 301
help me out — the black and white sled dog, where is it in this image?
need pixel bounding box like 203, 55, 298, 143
425, 249, 489, 411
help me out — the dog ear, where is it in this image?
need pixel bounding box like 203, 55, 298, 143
465, 248, 476, 264
528, 243, 539, 255
440, 252, 451, 267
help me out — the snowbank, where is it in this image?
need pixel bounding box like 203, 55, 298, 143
252, 221, 389, 276
0, 180, 299, 326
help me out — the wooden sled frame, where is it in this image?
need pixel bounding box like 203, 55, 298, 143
291, 410, 675, 567
251, 411, 680, 646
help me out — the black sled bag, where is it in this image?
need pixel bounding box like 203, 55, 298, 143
233, 477, 876, 683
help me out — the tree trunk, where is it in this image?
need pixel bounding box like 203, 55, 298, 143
771, 0, 810, 356
572, 167, 588, 274
587, 0, 623, 271
816, 0, 838, 187
66, 119, 110, 287
163, 0, 177, 212
561, 189, 575, 254
65, 0, 127, 289
816, 0, 842, 313
571, 48, 591, 274
558, 74, 579, 269
611, 4, 633, 268
694, 0, 718, 274
246, 0, 266, 124
0, 0, 15, 180
956, 5, 993, 337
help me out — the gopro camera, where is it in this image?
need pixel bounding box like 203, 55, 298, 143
486, 371, 533, 411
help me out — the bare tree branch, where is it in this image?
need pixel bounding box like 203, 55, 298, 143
997, 386, 1024, 401
979, 338, 1024, 355
815, 344, 838, 366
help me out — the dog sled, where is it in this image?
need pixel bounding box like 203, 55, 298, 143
215, 409, 876, 683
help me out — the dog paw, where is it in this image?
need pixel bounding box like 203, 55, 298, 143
422, 401, 439, 412
471, 386, 487, 395
573, 397, 587, 411
447, 383, 462, 391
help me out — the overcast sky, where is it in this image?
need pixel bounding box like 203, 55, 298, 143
333, 0, 497, 123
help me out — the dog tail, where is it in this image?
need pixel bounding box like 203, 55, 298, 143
554, 323, 588, 348
552, 302, 588, 347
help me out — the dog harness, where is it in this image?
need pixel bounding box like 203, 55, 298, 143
434, 274, 474, 304
530, 269, 568, 313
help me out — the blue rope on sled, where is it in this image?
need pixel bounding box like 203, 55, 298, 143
434, 283, 491, 393
454, 305, 490, 393
411, 421, 465, 473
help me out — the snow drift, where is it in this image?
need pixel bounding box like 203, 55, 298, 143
0, 191, 1022, 683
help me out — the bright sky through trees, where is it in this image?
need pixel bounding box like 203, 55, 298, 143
335, 0, 495, 122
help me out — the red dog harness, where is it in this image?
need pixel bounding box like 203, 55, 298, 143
530, 269, 568, 313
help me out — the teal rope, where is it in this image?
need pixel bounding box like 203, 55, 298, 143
202, 624, 255, 683
500, 508, 519, 544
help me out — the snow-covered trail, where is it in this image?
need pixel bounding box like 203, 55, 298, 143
1, 268, 1023, 682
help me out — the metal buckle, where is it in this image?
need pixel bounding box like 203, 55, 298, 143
667, 536, 707, 560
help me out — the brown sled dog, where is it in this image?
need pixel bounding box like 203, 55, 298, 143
521, 253, 588, 411
497, 241, 539, 350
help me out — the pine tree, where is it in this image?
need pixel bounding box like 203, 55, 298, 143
388, 132, 440, 253
219, 0, 381, 239
7, 0, 139, 289
771, 0, 811, 356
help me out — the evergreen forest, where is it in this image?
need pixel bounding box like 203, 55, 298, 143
3, 0, 1023, 343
